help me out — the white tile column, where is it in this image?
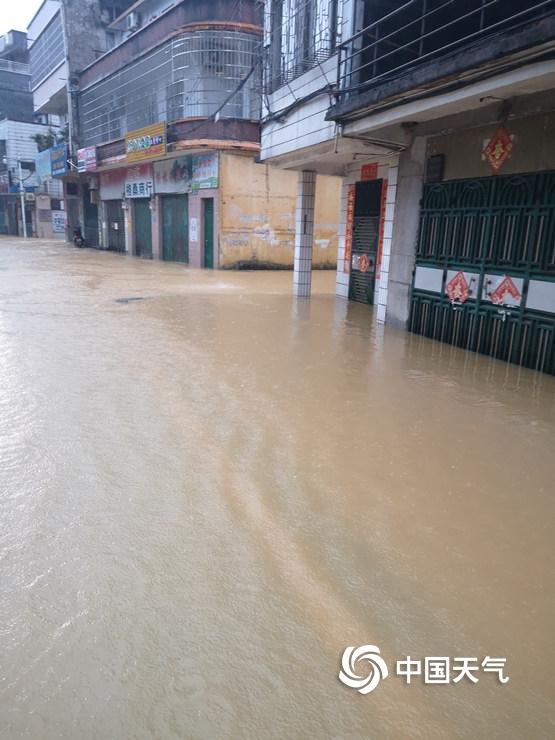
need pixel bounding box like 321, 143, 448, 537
293, 170, 316, 297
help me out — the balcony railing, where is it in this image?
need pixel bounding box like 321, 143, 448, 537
0, 59, 30, 75
265, 0, 338, 92
335, 0, 555, 104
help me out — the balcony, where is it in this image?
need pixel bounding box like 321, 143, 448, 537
0, 60, 30, 76
328, 0, 555, 120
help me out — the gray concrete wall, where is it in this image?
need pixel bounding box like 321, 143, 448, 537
428, 111, 555, 180
385, 137, 426, 329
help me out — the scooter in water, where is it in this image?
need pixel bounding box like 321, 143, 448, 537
73, 226, 85, 248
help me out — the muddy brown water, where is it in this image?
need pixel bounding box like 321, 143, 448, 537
0, 238, 554, 739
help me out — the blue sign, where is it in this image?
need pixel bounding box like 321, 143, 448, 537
51, 144, 68, 177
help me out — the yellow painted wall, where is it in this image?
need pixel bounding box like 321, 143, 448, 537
219, 152, 340, 268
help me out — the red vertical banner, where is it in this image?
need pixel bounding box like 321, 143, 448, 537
375, 179, 388, 280
344, 184, 355, 273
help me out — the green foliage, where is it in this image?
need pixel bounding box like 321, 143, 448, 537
31, 124, 69, 152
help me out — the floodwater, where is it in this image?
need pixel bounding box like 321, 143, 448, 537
0, 238, 554, 740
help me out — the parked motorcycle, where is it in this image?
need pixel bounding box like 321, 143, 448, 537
73, 226, 85, 248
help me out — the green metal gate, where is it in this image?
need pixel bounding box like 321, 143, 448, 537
349, 180, 381, 304
162, 194, 189, 263
134, 199, 152, 258
203, 198, 214, 269
409, 171, 555, 374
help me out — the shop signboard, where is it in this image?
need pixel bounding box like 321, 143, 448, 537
125, 163, 154, 198
154, 156, 192, 194
77, 146, 97, 173
191, 153, 218, 190
51, 144, 68, 177
52, 211, 66, 233
125, 122, 166, 164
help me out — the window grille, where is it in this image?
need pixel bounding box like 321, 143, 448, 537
266, 0, 338, 92
79, 29, 261, 147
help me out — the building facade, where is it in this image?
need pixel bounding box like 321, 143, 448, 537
261, 0, 555, 374
26, 0, 340, 265
0, 31, 35, 122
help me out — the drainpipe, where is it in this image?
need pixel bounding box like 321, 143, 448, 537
18, 159, 27, 238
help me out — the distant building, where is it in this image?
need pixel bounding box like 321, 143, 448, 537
0, 29, 63, 237
261, 0, 555, 374
0, 117, 62, 236
0, 30, 34, 122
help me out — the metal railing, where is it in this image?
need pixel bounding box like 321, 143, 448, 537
336, 0, 555, 101
265, 0, 338, 92
0, 59, 30, 75
79, 29, 261, 147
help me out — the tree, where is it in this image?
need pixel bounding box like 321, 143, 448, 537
31, 124, 69, 152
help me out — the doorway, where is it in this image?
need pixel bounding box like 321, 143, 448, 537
162, 194, 189, 263
134, 199, 152, 258
203, 198, 214, 268
349, 179, 382, 304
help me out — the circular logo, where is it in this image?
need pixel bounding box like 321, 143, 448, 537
339, 645, 389, 694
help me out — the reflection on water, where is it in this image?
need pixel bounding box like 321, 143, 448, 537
0, 239, 554, 739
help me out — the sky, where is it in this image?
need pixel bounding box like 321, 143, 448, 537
0, 0, 43, 35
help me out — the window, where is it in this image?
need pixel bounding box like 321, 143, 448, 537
29, 12, 65, 89
267, 0, 338, 91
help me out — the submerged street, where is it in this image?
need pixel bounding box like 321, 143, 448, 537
0, 237, 554, 739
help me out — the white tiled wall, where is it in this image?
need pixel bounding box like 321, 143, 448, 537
261, 58, 338, 161
293, 171, 317, 297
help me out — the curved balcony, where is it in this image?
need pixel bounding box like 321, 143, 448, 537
79, 26, 261, 149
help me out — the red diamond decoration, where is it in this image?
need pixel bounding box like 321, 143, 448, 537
483, 126, 514, 174
446, 271, 470, 304
490, 275, 521, 305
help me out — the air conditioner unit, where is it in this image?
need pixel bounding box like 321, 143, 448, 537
25, 192, 36, 202
126, 12, 141, 32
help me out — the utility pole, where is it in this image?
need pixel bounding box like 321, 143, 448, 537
18, 159, 27, 238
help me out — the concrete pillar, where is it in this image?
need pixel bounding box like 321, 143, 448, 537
124, 201, 133, 254
293, 170, 316, 298
386, 136, 426, 327
99, 200, 108, 249
188, 192, 202, 267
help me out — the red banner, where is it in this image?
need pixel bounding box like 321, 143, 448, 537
344, 184, 355, 273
